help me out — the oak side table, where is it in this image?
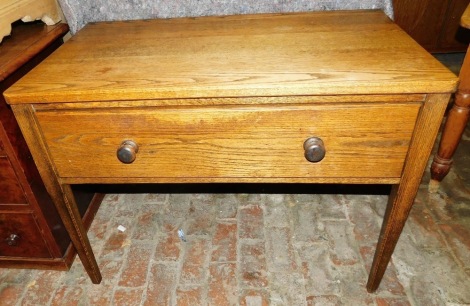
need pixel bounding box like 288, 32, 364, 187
4, 10, 458, 292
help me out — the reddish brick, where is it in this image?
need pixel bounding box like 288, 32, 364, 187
186, 197, 217, 235
347, 199, 382, 244
118, 242, 153, 287
264, 194, 290, 227
88, 258, 125, 305
180, 238, 210, 284
439, 223, 470, 268
94, 196, 118, 217
265, 227, 297, 271
216, 194, 239, 219
239, 289, 270, 306
88, 285, 113, 306
183, 237, 210, 264
49, 286, 68, 306
114, 194, 144, 218
187, 215, 215, 236
143, 193, 168, 204
239, 240, 268, 288
408, 204, 446, 248
238, 194, 264, 204
156, 215, 182, 235
104, 193, 120, 201
88, 218, 110, 241
0, 284, 24, 305
292, 200, 325, 243
319, 194, 346, 220
167, 194, 191, 219
176, 286, 205, 306
306, 295, 341, 306
376, 297, 412, 306
324, 220, 359, 266
208, 263, 238, 305
101, 231, 129, 258
0, 269, 36, 284
100, 258, 124, 282
417, 190, 452, 222
298, 244, 340, 295
180, 264, 207, 285
143, 263, 177, 306
155, 232, 182, 261
336, 264, 375, 305
132, 204, 160, 240
50, 286, 84, 306
211, 222, 237, 262
239, 205, 264, 239
113, 288, 144, 306
21, 270, 65, 306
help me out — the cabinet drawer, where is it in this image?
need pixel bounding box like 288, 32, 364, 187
36, 103, 421, 181
0, 212, 51, 258
0, 156, 27, 205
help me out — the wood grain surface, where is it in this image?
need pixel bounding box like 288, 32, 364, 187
367, 93, 450, 292
4, 10, 457, 104
0, 0, 62, 42
0, 22, 69, 81
36, 103, 421, 180
0, 212, 51, 258
461, 3, 470, 28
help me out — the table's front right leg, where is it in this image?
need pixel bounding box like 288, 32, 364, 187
11, 104, 102, 284
367, 93, 450, 292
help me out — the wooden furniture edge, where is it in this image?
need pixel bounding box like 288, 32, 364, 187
461, 4, 470, 29
11, 104, 102, 282
0, 0, 62, 43
0, 23, 69, 82
367, 93, 450, 292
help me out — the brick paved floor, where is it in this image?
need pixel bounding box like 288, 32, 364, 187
0, 57, 469, 306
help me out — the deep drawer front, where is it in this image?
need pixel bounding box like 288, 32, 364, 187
36, 103, 421, 180
0, 212, 51, 258
0, 156, 27, 205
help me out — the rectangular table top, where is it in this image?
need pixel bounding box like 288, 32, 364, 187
4, 10, 458, 104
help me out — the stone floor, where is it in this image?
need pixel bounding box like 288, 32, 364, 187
0, 56, 469, 306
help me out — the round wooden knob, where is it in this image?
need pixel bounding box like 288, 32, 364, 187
117, 140, 139, 164
303, 137, 326, 163
5, 234, 20, 246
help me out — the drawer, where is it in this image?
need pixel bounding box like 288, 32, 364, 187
36, 103, 421, 181
0, 156, 27, 205
0, 212, 51, 258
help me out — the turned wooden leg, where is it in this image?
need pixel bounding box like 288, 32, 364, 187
367, 94, 450, 292
431, 49, 470, 182
11, 104, 102, 284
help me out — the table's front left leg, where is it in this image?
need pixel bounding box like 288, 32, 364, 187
367, 93, 450, 292
11, 104, 102, 284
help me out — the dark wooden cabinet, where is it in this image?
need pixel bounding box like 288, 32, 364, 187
393, 0, 470, 52
0, 21, 103, 270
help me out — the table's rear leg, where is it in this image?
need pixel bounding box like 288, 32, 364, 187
366, 93, 450, 292
11, 104, 102, 284
61, 184, 102, 283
